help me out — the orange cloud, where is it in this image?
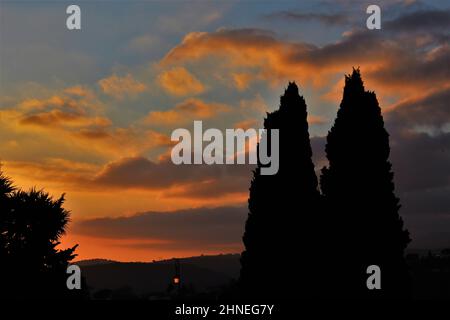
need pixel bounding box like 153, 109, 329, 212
1, 159, 98, 197
308, 115, 327, 125
385, 86, 450, 130
234, 119, 260, 130
70, 127, 173, 158
161, 28, 342, 88
161, 28, 449, 106
0, 89, 108, 131
232, 72, 254, 91
19, 109, 111, 128
92, 155, 253, 200
161, 29, 299, 83
98, 73, 147, 99
145, 98, 230, 126
63, 85, 96, 99
0, 88, 170, 159
158, 67, 205, 96
15, 94, 85, 112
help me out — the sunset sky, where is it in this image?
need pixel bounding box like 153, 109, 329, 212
0, 0, 449, 261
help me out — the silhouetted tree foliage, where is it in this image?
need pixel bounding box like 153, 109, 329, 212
239, 82, 322, 298
320, 69, 411, 298
0, 169, 81, 299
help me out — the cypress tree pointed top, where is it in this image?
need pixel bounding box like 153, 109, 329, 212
285, 81, 299, 95
344, 67, 365, 94
279, 81, 304, 113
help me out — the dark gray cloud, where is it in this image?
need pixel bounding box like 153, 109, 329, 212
383, 88, 450, 194
312, 130, 450, 197
301, 26, 449, 88
290, 27, 442, 86
368, 44, 450, 87
311, 136, 327, 170
390, 131, 450, 193
385, 9, 450, 32
386, 88, 450, 128
301, 31, 391, 66
93, 156, 254, 198
400, 186, 450, 216
266, 11, 350, 26
403, 214, 450, 249
73, 206, 247, 250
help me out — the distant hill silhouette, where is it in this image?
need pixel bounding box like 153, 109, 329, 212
79, 254, 240, 299
78, 251, 450, 299
75, 259, 117, 267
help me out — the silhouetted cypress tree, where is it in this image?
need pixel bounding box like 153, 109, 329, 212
240, 82, 322, 298
320, 69, 411, 298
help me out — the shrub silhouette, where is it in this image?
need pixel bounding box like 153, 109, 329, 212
0, 170, 81, 299
239, 82, 322, 298
320, 69, 411, 298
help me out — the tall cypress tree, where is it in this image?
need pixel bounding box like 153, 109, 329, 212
320, 69, 411, 298
240, 82, 322, 298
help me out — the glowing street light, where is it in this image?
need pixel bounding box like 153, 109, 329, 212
173, 259, 181, 292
